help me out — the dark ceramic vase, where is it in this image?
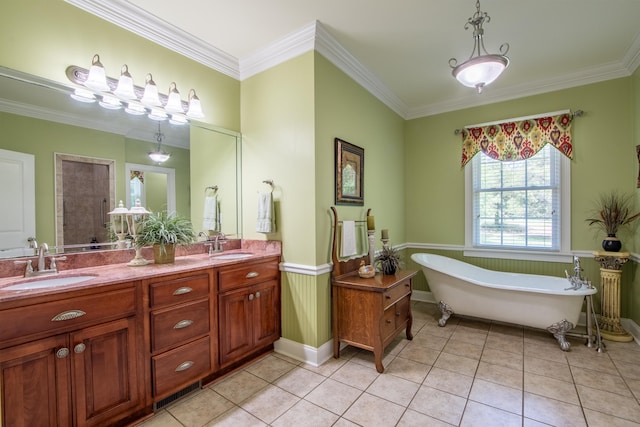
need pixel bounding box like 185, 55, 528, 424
382, 265, 397, 275
602, 234, 622, 252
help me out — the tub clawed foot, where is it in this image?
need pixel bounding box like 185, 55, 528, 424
547, 319, 574, 351
437, 301, 454, 327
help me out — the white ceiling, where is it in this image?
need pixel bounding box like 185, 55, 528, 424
68, 0, 640, 119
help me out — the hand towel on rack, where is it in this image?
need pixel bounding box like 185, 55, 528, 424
256, 192, 275, 233
202, 195, 220, 231
340, 220, 358, 257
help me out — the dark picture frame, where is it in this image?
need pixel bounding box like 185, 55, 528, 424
335, 138, 364, 205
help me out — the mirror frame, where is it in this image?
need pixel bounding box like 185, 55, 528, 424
125, 162, 176, 213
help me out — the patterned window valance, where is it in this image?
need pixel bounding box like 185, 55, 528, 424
460, 112, 573, 167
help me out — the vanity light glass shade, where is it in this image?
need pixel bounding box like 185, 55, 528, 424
164, 82, 184, 113
70, 88, 96, 103
186, 89, 204, 118
113, 64, 137, 99
140, 73, 162, 106
148, 107, 168, 121
98, 95, 122, 110
84, 54, 110, 92
125, 103, 146, 115
169, 114, 188, 125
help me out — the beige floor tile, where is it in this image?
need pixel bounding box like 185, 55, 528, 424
577, 384, 640, 422
349, 347, 396, 370
210, 371, 269, 404
398, 342, 441, 365
424, 366, 473, 398
583, 408, 640, 427
330, 360, 379, 390
469, 378, 522, 415
305, 378, 362, 415
524, 371, 580, 405
460, 401, 522, 427
490, 323, 524, 337
419, 323, 456, 339
408, 385, 467, 425
136, 409, 182, 427
523, 417, 553, 427
366, 373, 420, 406
450, 328, 488, 347
343, 392, 406, 427
333, 417, 360, 427
571, 364, 633, 397
524, 354, 572, 383
524, 392, 586, 427
434, 351, 479, 377
271, 352, 303, 366
524, 340, 568, 362
206, 406, 266, 426
485, 333, 524, 354
481, 347, 523, 371
410, 331, 448, 351
443, 339, 484, 360
475, 361, 523, 390
566, 351, 619, 375
167, 388, 235, 426
397, 409, 454, 427
385, 335, 411, 355
239, 385, 299, 424
457, 317, 492, 332
626, 378, 640, 402
302, 356, 347, 377
384, 355, 431, 383
244, 354, 297, 382
274, 366, 326, 398
614, 359, 640, 381
271, 399, 339, 427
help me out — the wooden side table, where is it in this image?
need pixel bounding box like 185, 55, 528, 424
332, 270, 416, 373
593, 251, 632, 342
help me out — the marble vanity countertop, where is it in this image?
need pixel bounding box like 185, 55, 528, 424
0, 241, 281, 303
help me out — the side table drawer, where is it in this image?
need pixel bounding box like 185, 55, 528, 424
381, 307, 396, 341
152, 336, 212, 398
151, 299, 210, 353
382, 280, 411, 308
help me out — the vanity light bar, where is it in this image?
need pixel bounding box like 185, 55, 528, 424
65, 58, 204, 124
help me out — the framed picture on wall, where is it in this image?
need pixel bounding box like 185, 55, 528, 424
335, 138, 364, 205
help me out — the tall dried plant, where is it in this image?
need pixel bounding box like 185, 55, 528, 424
586, 192, 640, 236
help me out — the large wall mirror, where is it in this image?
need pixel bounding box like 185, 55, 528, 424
0, 67, 241, 258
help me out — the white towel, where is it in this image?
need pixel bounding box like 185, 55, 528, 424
202, 196, 220, 231
256, 192, 275, 233
340, 220, 357, 257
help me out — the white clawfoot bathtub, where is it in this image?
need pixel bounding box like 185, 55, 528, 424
411, 253, 597, 350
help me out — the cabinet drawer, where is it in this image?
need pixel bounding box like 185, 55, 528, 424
382, 280, 411, 309
151, 299, 210, 353
149, 273, 210, 308
0, 286, 135, 345
218, 259, 279, 292
152, 336, 211, 398
381, 307, 396, 341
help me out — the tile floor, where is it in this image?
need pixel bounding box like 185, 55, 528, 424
137, 301, 640, 426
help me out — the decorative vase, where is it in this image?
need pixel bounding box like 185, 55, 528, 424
153, 243, 175, 264
382, 265, 397, 275
602, 234, 622, 252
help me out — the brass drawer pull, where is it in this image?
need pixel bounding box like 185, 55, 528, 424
173, 320, 194, 329
248, 293, 254, 301
51, 310, 86, 321
74, 343, 86, 354
255, 291, 260, 298
385, 295, 391, 299
175, 361, 194, 372
386, 319, 392, 324
245, 271, 259, 279
56, 348, 70, 359
173, 287, 193, 295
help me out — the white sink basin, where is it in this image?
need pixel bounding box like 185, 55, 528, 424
3, 275, 98, 291
211, 253, 254, 260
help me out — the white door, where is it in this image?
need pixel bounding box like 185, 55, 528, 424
0, 148, 35, 257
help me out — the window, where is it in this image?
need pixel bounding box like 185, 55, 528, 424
465, 144, 571, 260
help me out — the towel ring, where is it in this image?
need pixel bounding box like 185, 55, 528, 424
262, 180, 274, 193
205, 185, 218, 195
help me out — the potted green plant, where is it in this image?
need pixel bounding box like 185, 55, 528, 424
374, 245, 403, 275
136, 211, 196, 263
586, 192, 640, 252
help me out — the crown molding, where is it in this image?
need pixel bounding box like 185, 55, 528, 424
64, 0, 239, 80
623, 31, 640, 74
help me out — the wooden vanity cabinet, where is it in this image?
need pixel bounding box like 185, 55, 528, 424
332, 270, 416, 373
218, 257, 280, 367
0, 282, 144, 427
144, 270, 216, 401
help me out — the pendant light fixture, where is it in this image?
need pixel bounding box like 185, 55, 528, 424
148, 122, 171, 163
448, 0, 510, 93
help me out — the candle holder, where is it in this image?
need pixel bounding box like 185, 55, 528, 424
367, 230, 376, 266
126, 199, 150, 266
108, 200, 129, 249
381, 238, 389, 248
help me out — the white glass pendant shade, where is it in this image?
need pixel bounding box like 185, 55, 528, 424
70, 88, 96, 103
113, 64, 137, 99
148, 151, 171, 163
164, 82, 184, 113
452, 54, 509, 93
140, 73, 162, 106
98, 94, 122, 110
125, 103, 146, 115
84, 54, 110, 92
186, 89, 204, 118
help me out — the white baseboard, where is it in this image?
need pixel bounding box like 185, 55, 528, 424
273, 337, 335, 367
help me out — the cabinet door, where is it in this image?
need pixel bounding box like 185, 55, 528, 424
252, 279, 280, 348
219, 288, 252, 365
0, 335, 72, 427
70, 317, 142, 427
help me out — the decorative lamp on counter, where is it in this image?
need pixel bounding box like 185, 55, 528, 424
108, 200, 130, 249
126, 199, 151, 266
